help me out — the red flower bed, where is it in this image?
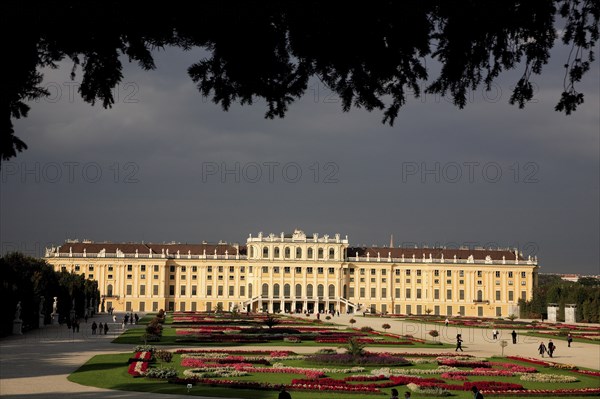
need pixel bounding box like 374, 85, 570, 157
574, 370, 600, 377
389, 375, 446, 385
438, 358, 491, 368
175, 349, 294, 356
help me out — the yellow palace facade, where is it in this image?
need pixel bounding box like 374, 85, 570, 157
45, 229, 539, 317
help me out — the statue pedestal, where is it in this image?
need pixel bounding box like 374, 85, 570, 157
39, 315, 45, 328
12, 320, 23, 335
51, 313, 59, 325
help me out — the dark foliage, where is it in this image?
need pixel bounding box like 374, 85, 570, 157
1, 1, 598, 161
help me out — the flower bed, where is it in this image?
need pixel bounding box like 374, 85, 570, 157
520, 373, 578, 383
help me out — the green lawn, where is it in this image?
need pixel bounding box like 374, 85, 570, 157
69, 351, 600, 399
111, 325, 451, 348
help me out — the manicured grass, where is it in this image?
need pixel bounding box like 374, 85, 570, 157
112, 325, 451, 348
69, 351, 600, 399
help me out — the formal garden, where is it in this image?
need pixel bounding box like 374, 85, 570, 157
69, 339, 600, 398
113, 311, 452, 348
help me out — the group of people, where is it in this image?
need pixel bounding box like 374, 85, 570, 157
91, 321, 109, 335
538, 339, 557, 358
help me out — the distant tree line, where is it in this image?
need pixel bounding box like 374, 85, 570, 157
0, 252, 100, 336
519, 274, 600, 323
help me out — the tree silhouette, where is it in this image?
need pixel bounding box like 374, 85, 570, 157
2, 1, 598, 161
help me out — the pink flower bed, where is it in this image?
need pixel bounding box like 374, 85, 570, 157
438, 358, 491, 368
484, 388, 600, 396
175, 349, 294, 356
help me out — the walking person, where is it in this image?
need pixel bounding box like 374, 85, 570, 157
112, 314, 117, 323
103, 322, 109, 335
547, 340, 556, 358
134, 313, 139, 324
567, 333, 573, 347
445, 318, 449, 327
511, 330, 517, 344
390, 388, 399, 399
492, 328, 498, 340
471, 385, 484, 399
91, 321, 97, 335
98, 322, 103, 335
538, 341, 547, 357
455, 333, 464, 351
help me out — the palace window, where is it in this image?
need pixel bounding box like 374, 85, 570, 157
181, 266, 186, 272
434, 270, 440, 276
263, 247, 269, 258
459, 279, 464, 284
459, 289, 465, 300
207, 275, 212, 280
192, 286, 197, 295
447, 289, 452, 300
127, 265, 132, 272
295, 267, 301, 274
140, 274, 146, 279
360, 287, 365, 297
459, 270, 464, 277
153, 265, 158, 272
406, 278, 411, 283
206, 286, 212, 296
75, 265, 80, 271
274, 247, 280, 258
405, 288, 411, 299
180, 286, 186, 295
446, 270, 452, 277
127, 274, 132, 279
496, 290, 501, 300
273, 267, 280, 274
170, 266, 175, 272
126, 285, 132, 295
395, 269, 401, 275
107, 274, 113, 279
521, 271, 526, 278
307, 267, 313, 274
229, 275, 234, 280
262, 266, 268, 273
207, 266, 212, 272
477, 270, 482, 277
381, 269, 386, 276
108, 265, 114, 271
218, 266, 223, 273
381, 288, 387, 298
416, 289, 422, 299
229, 266, 234, 273
317, 267, 323, 274
329, 248, 335, 259
416, 270, 421, 276
229, 286, 234, 296
192, 275, 197, 280
154, 274, 158, 279
239, 286, 245, 296
434, 289, 439, 300
508, 271, 513, 278
153, 285, 159, 295
180, 275, 186, 280
296, 248, 302, 259
284, 247, 290, 258
395, 288, 401, 298
218, 286, 223, 296
371, 269, 376, 275
406, 270, 411, 276
318, 248, 324, 259
284, 267, 290, 273
218, 275, 223, 280
370, 278, 376, 283
169, 285, 174, 295
307, 248, 313, 258
477, 280, 482, 285
434, 279, 439, 284
360, 268, 365, 275
192, 266, 197, 272
495, 271, 501, 277
328, 267, 335, 274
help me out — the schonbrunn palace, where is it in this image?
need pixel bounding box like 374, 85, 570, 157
45, 229, 539, 317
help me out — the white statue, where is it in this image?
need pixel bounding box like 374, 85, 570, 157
52, 297, 58, 314
14, 301, 22, 321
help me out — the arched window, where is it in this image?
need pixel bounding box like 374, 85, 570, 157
306, 284, 313, 298
284, 247, 290, 258
295, 284, 302, 298
274, 247, 280, 258
295, 247, 302, 259
317, 284, 324, 298
307, 247, 313, 259
273, 283, 280, 298
262, 283, 269, 297
248, 283, 253, 298
318, 248, 324, 259
107, 284, 113, 296
329, 248, 335, 259
328, 284, 335, 298
283, 284, 290, 298
249, 246, 254, 258
477, 290, 483, 301
263, 247, 269, 258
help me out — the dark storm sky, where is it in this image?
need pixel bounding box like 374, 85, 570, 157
1, 43, 598, 275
